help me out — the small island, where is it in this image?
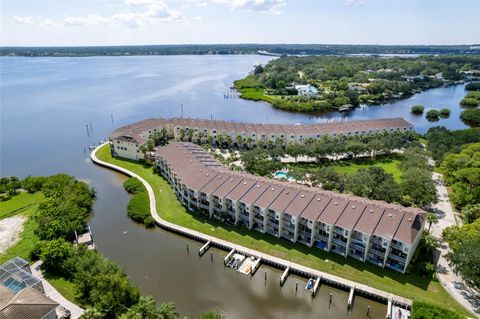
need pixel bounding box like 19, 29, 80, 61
234, 55, 480, 113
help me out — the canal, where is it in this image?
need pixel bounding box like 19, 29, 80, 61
0, 55, 471, 318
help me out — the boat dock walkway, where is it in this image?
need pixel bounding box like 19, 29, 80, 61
91, 143, 412, 310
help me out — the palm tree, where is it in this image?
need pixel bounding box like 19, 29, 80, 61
246, 137, 253, 148
207, 135, 214, 146
179, 128, 185, 141
197, 132, 204, 144
427, 212, 439, 233
225, 135, 233, 148
157, 302, 179, 319
423, 232, 440, 261
125, 296, 159, 319
236, 135, 243, 148
160, 127, 168, 140
187, 128, 194, 142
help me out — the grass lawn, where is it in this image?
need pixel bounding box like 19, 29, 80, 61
96, 144, 471, 317
0, 192, 44, 264
44, 271, 82, 307
287, 156, 404, 183
0, 192, 44, 219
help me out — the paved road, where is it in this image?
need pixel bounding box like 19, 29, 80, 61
31, 260, 85, 319
430, 172, 480, 318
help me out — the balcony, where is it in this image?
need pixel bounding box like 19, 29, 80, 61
266, 228, 279, 237
348, 251, 365, 261
369, 246, 386, 257
350, 240, 365, 250
367, 256, 384, 266
282, 223, 296, 232
198, 203, 209, 210
314, 234, 329, 243
386, 261, 405, 273
297, 230, 312, 239
331, 237, 347, 247
387, 252, 407, 262
390, 241, 403, 251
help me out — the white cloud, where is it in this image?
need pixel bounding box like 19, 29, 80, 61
196, 2, 208, 7
38, 19, 59, 28
215, 0, 285, 14
345, 0, 365, 5
11, 0, 185, 29
12, 16, 35, 25
193, 15, 203, 20
63, 14, 111, 27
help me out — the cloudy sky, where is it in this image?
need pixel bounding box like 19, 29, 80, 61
1, 0, 479, 46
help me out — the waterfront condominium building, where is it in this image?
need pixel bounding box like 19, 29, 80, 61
109, 117, 414, 161
154, 142, 426, 273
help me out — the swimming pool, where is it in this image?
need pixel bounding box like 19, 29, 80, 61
274, 171, 290, 179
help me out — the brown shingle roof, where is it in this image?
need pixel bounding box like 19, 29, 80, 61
254, 185, 284, 209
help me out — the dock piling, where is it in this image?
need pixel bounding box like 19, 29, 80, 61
186, 243, 189, 253
264, 270, 267, 283
367, 305, 370, 316
210, 252, 213, 262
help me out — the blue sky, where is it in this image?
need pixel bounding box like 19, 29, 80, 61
1, 0, 479, 46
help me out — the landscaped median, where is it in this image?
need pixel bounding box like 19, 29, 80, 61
94, 143, 471, 317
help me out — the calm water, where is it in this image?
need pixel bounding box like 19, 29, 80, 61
0, 55, 469, 318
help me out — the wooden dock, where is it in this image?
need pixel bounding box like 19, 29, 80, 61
91, 144, 413, 310
199, 240, 211, 256
280, 266, 290, 286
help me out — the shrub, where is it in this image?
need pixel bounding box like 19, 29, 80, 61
465, 82, 480, 91
127, 191, 150, 224
411, 301, 464, 319
144, 216, 155, 228
411, 105, 425, 114
123, 177, 144, 194
460, 109, 480, 126
461, 97, 480, 107
439, 108, 451, 117
426, 109, 440, 119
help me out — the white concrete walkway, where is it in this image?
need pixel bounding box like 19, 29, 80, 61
31, 260, 85, 319
430, 172, 480, 318
91, 143, 411, 308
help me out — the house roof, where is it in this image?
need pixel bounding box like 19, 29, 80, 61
0, 287, 58, 319
156, 142, 426, 242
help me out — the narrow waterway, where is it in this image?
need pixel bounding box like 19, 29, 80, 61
1, 55, 470, 318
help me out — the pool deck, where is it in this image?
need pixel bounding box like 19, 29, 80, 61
91, 143, 412, 310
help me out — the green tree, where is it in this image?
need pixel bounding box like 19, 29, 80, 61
125, 296, 160, 319
40, 238, 74, 275
399, 168, 438, 207
345, 167, 400, 202
80, 307, 104, 319
462, 204, 480, 224
443, 219, 480, 291
157, 302, 179, 319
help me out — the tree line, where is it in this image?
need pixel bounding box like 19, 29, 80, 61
235, 55, 480, 112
